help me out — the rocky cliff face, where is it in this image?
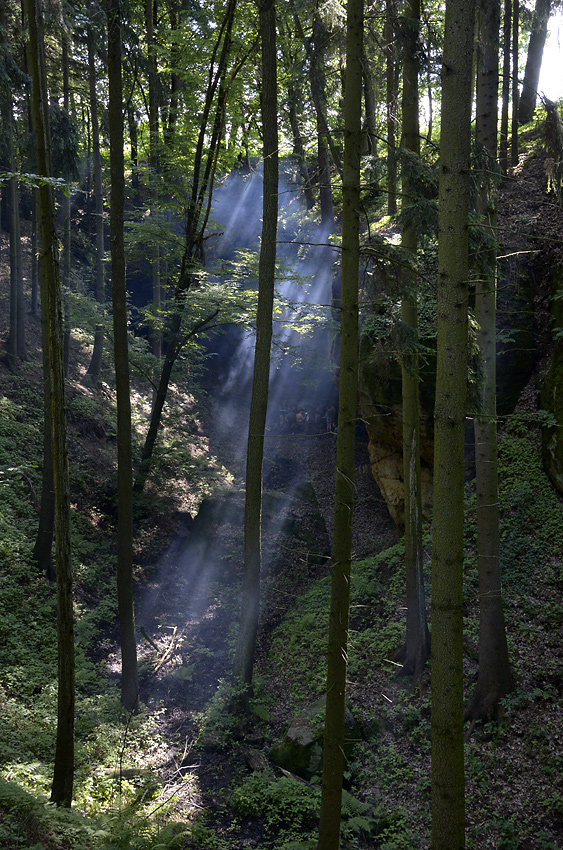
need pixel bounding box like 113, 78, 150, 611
358, 151, 542, 529
357, 391, 434, 529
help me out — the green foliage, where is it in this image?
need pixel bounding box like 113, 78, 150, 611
498, 426, 563, 588
231, 773, 320, 837
270, 544, 408, 703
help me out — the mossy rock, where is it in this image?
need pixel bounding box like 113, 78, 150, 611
269, 697, 362, 781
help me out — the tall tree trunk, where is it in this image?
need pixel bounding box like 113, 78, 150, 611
7, 172, 19, 371
310, 6, 334, 228
31, 188, 39, 318
499, 0, 512, 174
465, 0, 513, 724
86, 21, 105, 380
398, 0, 430, 680
0, 23, 23, 371
288, 82, 315, 209
317, 1, 362, 847
62, 35, 72, 375
164, 0, 180, 145
362, 44, 377, 156
106, 0, 139, 713
33, 301, 56, 582
511, 0, 519, 165
431, 0, 475, 845
385, 0, 398, 215
146, 0, 161, 362
24, 0, 75, 807
518, 0, 552, 125
232, 0, 278, 692
127, 101, 140, 197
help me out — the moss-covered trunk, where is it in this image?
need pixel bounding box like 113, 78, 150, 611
317, 0, 362, 846
431, 0, 475, 845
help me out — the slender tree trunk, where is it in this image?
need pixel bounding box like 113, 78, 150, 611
106, 0, 139, 713
232, 0, 278, 692
7, 172, 19, 371
310, 7, 334, 228
431, 0, 475, 845
1, 36, 23, 371
33, 193, 55, 579
146, 0, 161, 361
165, 0, 180, 145
33, 307, 56, 582
385, 0, 398, 215
127, 101, 140, 197
15, 183, 26, 362
511, 0, 519, 166
499, 0, 511, 175
518, 0, 552, 125
134, 0, 237, 492
465, 0, 513, 724
362, 46, 377, 156
86, 21, 105, 380
24, 0, 75, 807
62, 35, 72, 375
288, 83, 315, 209
317, 1, 362, 847
426, 49, 434, 144
31, 189, 39, 318
398, 0, 430, 680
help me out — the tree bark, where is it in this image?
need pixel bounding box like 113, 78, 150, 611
317, 1, 362, 847
518, 0, 552, 125
232, 0, 278, 692
33, 277, 56, 582
106, 0, 140, 713
385, 0, 398, 215
431, 0, 475, 845
62, 34, 72, 376
511, 0, 519, 165
465, 0, 513, 724
310, 5, 334, 228
398, 0, 430, 681
24, 0, 75, 807
31, 188, 39, 318
499, 0, 511, 175
86, 18, 105, 380
146, 0, 161, 361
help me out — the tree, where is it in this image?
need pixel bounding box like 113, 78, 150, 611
1, 4, 26, 369
499, 0, 512, 174
310, 3, 335, 229
105, 0, 139, 714
317, 0, 363, 847
398, 0, 430, 681
232, 0, 278, 693
145, 0, 162, 362
518, 0, 552, 125
511, 0, 519, 165
24, 0, 75, 806
86, 8, 106, 381
385, 0, 398, 215
465, 0, 513, 724
430, 0, 475, 845
133, 0, 238, 494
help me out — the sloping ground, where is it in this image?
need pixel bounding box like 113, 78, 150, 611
1, 122, 563, 849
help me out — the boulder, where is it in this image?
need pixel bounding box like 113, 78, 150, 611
269, 697, 361, 781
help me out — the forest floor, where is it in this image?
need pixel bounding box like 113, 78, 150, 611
2, 120, 563, 850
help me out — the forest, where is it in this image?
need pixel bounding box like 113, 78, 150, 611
2, 0, 563, 847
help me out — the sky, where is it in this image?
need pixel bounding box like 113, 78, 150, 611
538, 13, 563, 101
